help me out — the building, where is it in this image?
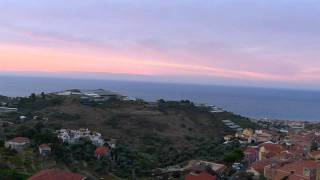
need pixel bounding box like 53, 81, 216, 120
55, 90, 82, 96
0, 107, 18, 113
89, 132, 105, 146
264, 160, 318, 180
185, 171, 216, 180
57, 128, 104, 146
222, 120, 232, 124
5, 137, 30, 152
248, 159, 272, 177
259, 143, 283, 160
106, 139, 117, 149
244, 146, 259, 164
83, 92, 101, 98
187, 160, 226, 177
290, 132, 313, 151
39, 144, 51, 156
243, 128, 254, 138
95, 146, 111, 159
288, 122, 305, 129
224, 135, 234, 142
28, 169, 85, 180
254, 132, 273, 143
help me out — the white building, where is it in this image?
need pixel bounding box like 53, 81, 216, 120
57, 128, 104, 146
5, 137, 30, 152
0, 107, 18, 113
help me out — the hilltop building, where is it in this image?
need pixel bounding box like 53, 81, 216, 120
5, 137, 30, 152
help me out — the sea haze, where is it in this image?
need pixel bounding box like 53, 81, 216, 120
0, 75, 319, 121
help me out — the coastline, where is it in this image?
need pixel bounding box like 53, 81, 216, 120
1, 75, 320, 121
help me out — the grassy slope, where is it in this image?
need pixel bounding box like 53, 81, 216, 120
39, 97, 242, 149
0, 94, 258, 179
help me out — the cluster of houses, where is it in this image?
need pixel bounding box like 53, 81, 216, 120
241, 128, 320, 179
185, 160, 226, 179
224, 127, 281, 145
4, 128, 114, 160
4, 136, 52, 156
158, 159, 226, 180
55, 89, 136, 103
56, 128, 113, 159
2, 127, 117, 180
220, 120, 320, 180
256, 118, 306, 131
56, 128, 105, 146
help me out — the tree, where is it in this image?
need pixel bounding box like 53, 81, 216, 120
41, 92, 46, 99
311, 140, 318, 151
30, 93, 36, 103
0, 139, 4, 147
223, 148, 244, 163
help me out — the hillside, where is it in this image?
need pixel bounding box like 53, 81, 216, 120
0, 91, 257, 179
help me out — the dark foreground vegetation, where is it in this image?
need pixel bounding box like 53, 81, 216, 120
0, 92, 257, 179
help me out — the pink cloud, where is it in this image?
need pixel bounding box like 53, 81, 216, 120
1, 42, 318, 84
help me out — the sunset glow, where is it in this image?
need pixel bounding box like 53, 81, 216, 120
0, 0, 320, 89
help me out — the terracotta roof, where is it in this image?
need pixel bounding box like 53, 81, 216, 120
244, 147, 258, 154
277, 160, 317, 177
250, 160, 272, 174
8, 137, 30, 143
28, 169, 84, 180
260, 143, 283, 154
95, 146, 110, 156
309, 151, 320, 157
188, 160, 226, 173
39, 144, 51, 150
185, 171, 217, 180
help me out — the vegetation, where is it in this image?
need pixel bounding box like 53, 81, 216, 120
223, 148, 244, 163
18, 93, 65, 113
0, 92, 257, 179
0, 169, 30, 180
49, 111, 81, 121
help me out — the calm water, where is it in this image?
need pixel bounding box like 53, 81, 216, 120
0, 75, 320, 121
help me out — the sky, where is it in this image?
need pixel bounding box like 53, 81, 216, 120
0, 0, 320, 90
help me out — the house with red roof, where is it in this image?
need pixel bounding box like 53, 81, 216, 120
185, 171, 216, 180
244, 146, 258, 164
39, 144, 51, 156
95, 146, 111, 159
258, 143, 284, 161
289, 132, 313, 150
285, 143, 307, 160
187, 160, 226, 177
28, 169, 85, 180
5, 137, 30, 152
264, 160, 319, 180
247, 159, 272, 177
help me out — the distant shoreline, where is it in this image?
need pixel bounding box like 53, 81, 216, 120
1, 75, 320, 122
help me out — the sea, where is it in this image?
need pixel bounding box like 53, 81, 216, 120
0, 75, 319, 121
